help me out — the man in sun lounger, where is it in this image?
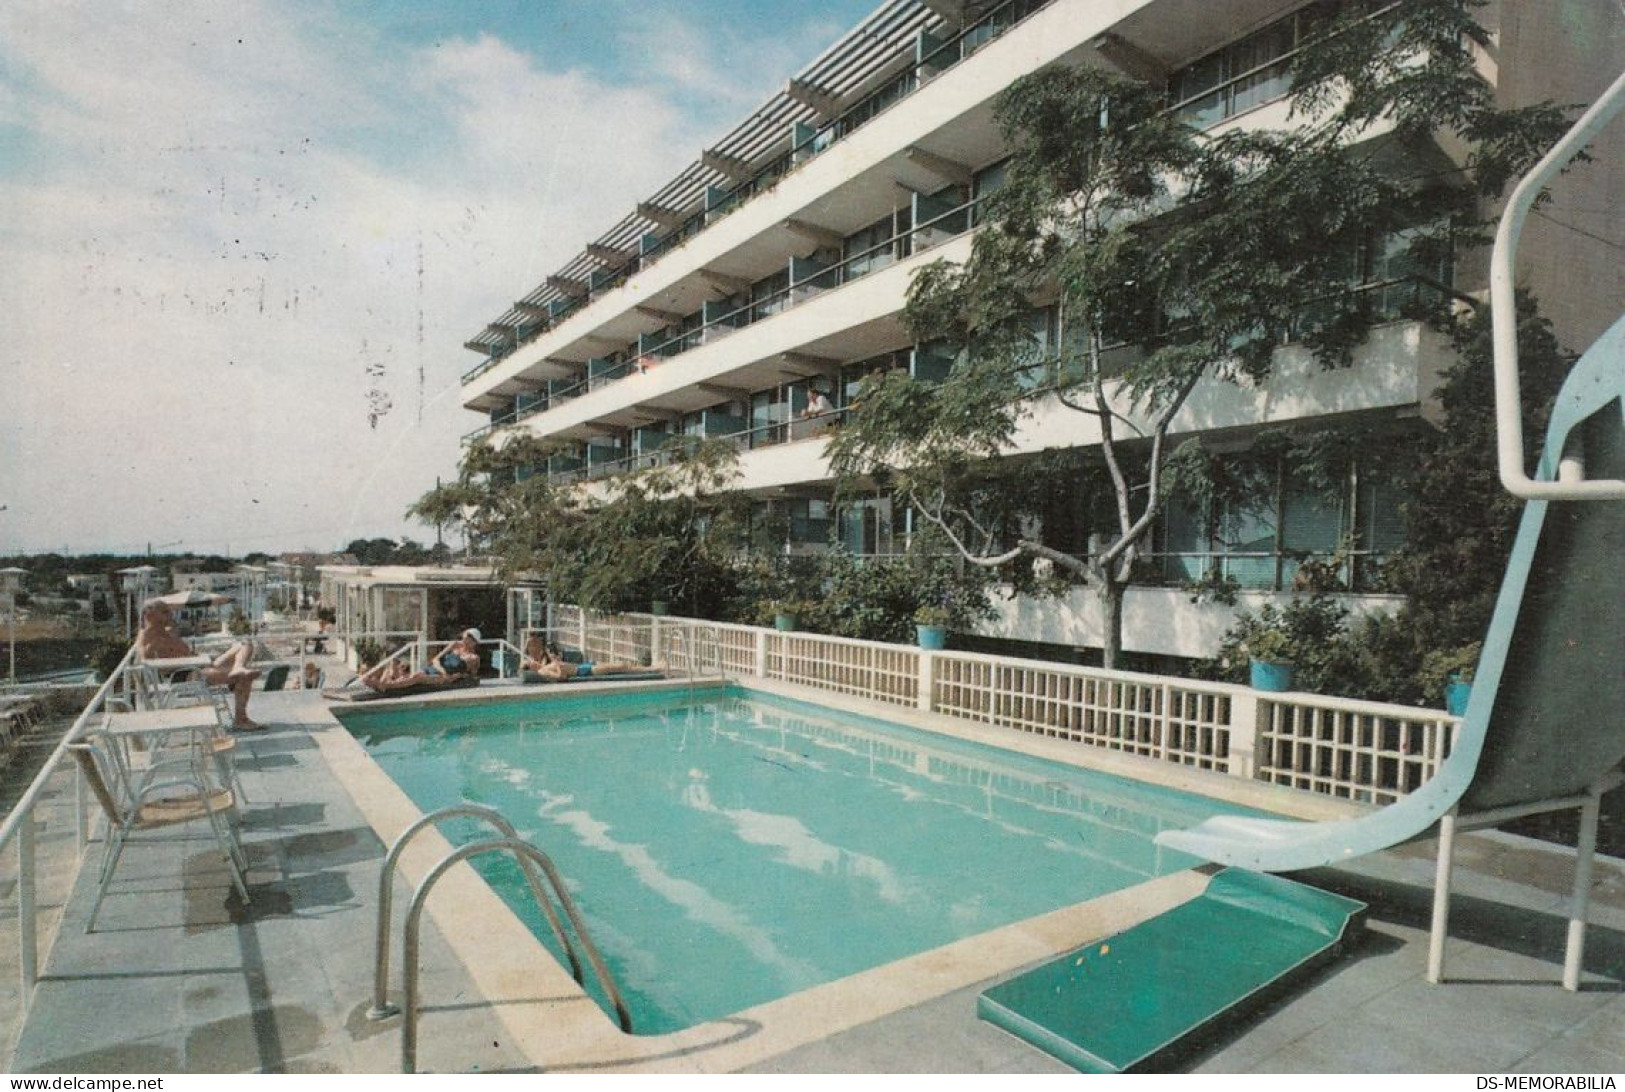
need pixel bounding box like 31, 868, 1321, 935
360, 629, 482, 692
521, 635, 648, 682
137, 600, 265, 731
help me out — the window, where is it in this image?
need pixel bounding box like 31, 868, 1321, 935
838, 350, 909, 408
1158, 448, 1411, 591
1279, 477, 1347, 587
750, 387, 793, 448
839, 496, 897, 556
750, 268, 790, 321
1168, 2, 1346, 128
844, 209, 906, 281
1370, 220, 1452, 319
1013, 307, 1059, 390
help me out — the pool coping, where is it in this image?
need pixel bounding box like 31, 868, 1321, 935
315, 676, 1367, 1073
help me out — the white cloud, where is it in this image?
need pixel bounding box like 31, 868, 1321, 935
0, 1, 730, 554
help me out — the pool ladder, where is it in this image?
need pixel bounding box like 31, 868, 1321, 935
669, 622, 725, 698
367, 804, 632, 1073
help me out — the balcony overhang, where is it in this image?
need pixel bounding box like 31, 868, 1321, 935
586, 243, 635, 266
784, 77, 842, 120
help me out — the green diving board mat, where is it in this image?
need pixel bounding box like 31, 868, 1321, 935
978, 869, 1366, 1073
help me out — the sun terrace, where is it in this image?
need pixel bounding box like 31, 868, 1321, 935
0, 603, 1618, 1075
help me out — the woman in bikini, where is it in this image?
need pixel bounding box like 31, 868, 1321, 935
360, 629, 482, 692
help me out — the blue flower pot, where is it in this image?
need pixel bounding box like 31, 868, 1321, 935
650, 600, 669, 616
916, 624, 947, 650
1249, 659, 1296, 692
774, 613, 797, 632
1444, 679, 1472, 716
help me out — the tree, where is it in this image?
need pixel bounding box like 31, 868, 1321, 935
409, 435, 747, 616
828, 0, 1575, 668
406, 434, 566, 563
543, 439, 748, 615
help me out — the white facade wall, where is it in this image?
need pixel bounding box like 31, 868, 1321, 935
453, 0, 1621, 660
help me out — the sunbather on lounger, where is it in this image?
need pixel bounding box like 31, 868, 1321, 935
138, 601, 264, 731
522, 636, 646, 681
360, 629, 482, 692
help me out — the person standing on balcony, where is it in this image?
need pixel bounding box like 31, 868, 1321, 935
802, 385, 834, 418
799, 385, 836, 439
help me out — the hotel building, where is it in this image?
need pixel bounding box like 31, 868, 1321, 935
455, 0, 1621, 663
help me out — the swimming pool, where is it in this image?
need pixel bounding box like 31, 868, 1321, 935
343, 686, 1267, 1036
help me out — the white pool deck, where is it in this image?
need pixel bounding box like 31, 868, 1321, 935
4, 680, 1622, 1075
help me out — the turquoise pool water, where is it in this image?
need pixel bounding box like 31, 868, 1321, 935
343, 687, 1263, 1035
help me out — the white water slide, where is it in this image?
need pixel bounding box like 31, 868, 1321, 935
1156, 70, 1625, 990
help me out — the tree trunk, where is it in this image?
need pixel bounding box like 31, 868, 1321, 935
1099, 578, 1126, 671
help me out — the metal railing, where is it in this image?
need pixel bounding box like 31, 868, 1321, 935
1490, 68, 1625, 501
392, 835, 631, 1072
0, 642, 141, 1031
368, 804, 631, 1072
461, 189, 990, 446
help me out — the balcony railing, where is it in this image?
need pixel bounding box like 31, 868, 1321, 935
462, 190, 990, 446
460, 0, 1057, 386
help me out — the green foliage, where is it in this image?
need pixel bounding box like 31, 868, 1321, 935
342, 537, 442, 566
1381, 295, 1568, 654
731, 550, 994, 644
411, 436, 749, 617
1418, 641, 1482, 701
352, 638, 386, 670
812, 552, 992, 642
89, 637, 129, 682
545, 439, 748, 614
829, 5, 1575, 670
1213, 594, 1353, 692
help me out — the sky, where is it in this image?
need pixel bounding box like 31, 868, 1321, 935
0, 0, 880, 557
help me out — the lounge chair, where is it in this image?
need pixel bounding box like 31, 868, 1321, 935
519, 668, 666, 686
323, 676, 481, 703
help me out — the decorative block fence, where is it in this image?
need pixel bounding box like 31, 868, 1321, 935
554, 605, 1458, 806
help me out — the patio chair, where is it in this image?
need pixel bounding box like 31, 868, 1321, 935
1158, 312, 1624, 989
70, 726, 250, 932
112, 668, 251, 805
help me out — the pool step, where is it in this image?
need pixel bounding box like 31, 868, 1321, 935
978, 868, 1366, 1073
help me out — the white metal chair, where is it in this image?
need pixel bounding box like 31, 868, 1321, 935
124, 665, 249, 803
71, 726, 250, 932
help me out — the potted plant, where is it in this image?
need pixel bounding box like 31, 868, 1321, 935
767, 599, 803, 632
649, 599, 670, 617
353, 637, 386, 671
1244, 624, 1297, 693
1420, 642, 1481, 716
913, 604, 950, 650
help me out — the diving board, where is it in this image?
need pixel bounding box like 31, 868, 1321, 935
979, 869, 1365, 1073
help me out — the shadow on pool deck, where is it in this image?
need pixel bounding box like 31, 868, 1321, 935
7, 687, 1625, 1074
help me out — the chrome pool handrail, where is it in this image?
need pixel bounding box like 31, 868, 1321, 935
367, 804, 580, 1020
400, 837, 634, 1073
1491, 67, 1625, 501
